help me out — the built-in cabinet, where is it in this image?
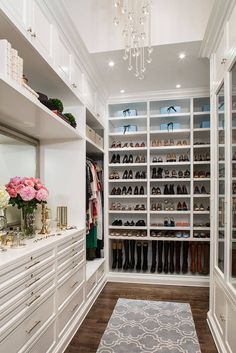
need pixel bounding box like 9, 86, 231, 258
208, 3, 236, 353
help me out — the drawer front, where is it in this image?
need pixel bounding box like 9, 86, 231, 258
226, 298, 236, 353
0, 292, 55, 353
97, 263, 105, 282
58, 264, 85, 310
214, 282, 226, 336
57, 231, 84, 254
86, 273, 97, 298
0, 274, 55, 336
0, 259, 55, 309
58, 250, 84, 283
27, 321, 56, 353
57, 239, 84, 268
58, 286, 84, 338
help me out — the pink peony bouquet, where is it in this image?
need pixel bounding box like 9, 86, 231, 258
6, 176, 49, 212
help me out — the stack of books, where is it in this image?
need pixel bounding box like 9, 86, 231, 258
0, 39, 23, 85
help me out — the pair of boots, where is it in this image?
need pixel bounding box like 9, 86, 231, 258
136, 241, 148, 271
190, 242, 210, 275
112, 241, 123, 269
152, 168, 163, 179
150, 241, 190, 274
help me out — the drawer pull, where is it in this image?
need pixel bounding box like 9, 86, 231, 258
27, 295, 41, 307
26, 320, 41, 334
220, 314, 226, 322
26, 260, 40, 270
71, 303, 79, 312
71, 281, 78, 288
26, 277, 40, 288
72, 262, 78, 269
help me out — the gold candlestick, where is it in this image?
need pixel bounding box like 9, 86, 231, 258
39, 203, 48, 234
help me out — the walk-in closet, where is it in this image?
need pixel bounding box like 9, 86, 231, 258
0, 1, 236, 353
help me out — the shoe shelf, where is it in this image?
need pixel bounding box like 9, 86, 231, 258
109, 179, 148, 183
150, 211, 191, 214
109, 163, 147, 167
108, 97, 211, 283
150, 162, 190, 166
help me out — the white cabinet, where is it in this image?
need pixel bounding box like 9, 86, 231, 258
30, 0, 53, 61
54, 29, 71, 83
96, 96, 105, 123
215, 31, 227, 87
226, 298, 236, 353
70, 56, 83, 95
0, 0, 30, 32
214, 282, 226, 337
83, 76, 95, 111
227, 5, 236, 60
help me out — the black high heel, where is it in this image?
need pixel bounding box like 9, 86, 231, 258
128, 170, 133, 179
123, 154, 128, 163
128, 154, 133, 163
123, 170, 128, 179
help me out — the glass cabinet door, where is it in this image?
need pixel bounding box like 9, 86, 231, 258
231, 63, 236, 288
217, 84, 225, 274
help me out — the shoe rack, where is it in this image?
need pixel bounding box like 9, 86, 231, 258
107, 97, 211, 284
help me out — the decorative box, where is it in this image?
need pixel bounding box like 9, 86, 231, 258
117, 109, 137, 117
160, 106, 181, 114
86, 125, 96, 142
95, 133, 104, 148
160, 123, 181, 131
200, 120, 210, 128
202, 104, 210, 112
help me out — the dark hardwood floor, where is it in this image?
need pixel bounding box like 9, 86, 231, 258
65, 282, 218, 353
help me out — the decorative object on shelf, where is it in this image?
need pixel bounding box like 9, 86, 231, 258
0, 39, 23, 86
64, 113, 77, 128
39, 203, 51, 235
48, 98, 64, 113
160, 106, 181, 114
5, 177, 49, 238
117, 124, 138, 134
113, 0, 153, 79
57, 206, 68, 229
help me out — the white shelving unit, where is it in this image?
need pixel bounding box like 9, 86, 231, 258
107, 97, 211, 285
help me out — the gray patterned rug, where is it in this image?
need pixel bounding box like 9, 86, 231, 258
96, 298, 201, 353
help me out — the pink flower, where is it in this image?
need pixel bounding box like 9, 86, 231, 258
23, 178, 35, 187
8, 188, 17, 198
31, 178, 40, 184
15, 184, 24, 193
35, 188, 48, 202
19, 186, 36, 201
10, 176, 22, 185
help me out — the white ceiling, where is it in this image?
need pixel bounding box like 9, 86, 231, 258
54, 0, 215, 96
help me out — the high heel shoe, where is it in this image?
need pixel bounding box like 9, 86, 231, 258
127, 186, 133, 195
128, 170, 133, 179
134, 186, 139, 195
128, 154, 133, 163
152, 168, 157, 179
135, 171, 140, 179
140, 186, 144, 195
123, 170, 128, 179
110, 154, 117, 164
123, 155, 129, 163
122, 186, 127, 195
164, 185, 169, 195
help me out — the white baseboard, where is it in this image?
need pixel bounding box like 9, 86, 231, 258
207, 311, 227, 353
107, 272, 209, 287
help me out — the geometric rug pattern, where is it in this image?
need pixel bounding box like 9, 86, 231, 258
96, 298, 201, 353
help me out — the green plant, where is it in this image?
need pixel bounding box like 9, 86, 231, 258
48, 98, 64, 113
64, 113, 77, 128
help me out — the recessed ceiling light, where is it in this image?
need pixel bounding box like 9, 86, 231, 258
120, 89, 125, 93
176, 84, 181, 89
108, 60, 115, 67
179, 53, 186, 60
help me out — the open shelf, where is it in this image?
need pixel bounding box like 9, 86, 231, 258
0, 75, 83, 140
109, 179, 147, 183
86, 137, 104, 155
150, 226, 191, 231
86, 258, 105, 280
150, 145, 191, 151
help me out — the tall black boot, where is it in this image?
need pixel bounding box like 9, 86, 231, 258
151, 240, 157, 273
158, 241, 163, 273
164, 241, 169, 274
130, 240, 135, 269
182, 241, 189, 274
157, 168, 163, 178
136, 241, 142, 271
142, 242, 148, 271
112, 241, 117, 269
169, 241, 175, 273
117, 241, 123, 269
123, 240, 130, 270
175, 242, 181, 274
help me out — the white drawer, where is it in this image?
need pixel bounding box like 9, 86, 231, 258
57, 250, 84, 283
0, 247, 54, 286
86, 273, 97, 298
0, 292, 55, 353
214, 282, 226, 336
27, 321, 56, 353
58, 264, 85, 310
57, 239, 84, 268
0, 273, 55, 337
97, 263, 105, 282
0, 259, 55, 310
58, 286, 84, 338
57, 231, 84, 254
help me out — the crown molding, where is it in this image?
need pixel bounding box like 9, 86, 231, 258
200, 0, 236, 58
108, 87, 210, 104
43, 0, 108, 104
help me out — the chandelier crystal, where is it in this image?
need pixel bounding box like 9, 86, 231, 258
113, 0, 153, 80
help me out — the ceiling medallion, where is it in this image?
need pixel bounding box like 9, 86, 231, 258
113, 0, 153, 80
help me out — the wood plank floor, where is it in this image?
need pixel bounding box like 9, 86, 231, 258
65, 282, 218, 353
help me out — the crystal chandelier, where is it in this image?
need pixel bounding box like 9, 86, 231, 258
113, 0, 153, 80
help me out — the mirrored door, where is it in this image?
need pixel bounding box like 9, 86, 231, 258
231, 63, 236, 288
217, 84, 225, 274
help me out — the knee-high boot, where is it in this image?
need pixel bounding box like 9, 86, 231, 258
112, 241, 117, 269
202, 242, 210, 275
190, 243, 197, 274
158, 240, 163, 273
197, 243, 203, 274
117, 241, 123, 269
169, 241, 175, 273
142, 242, 148, 271
175, 242, 181, 274
151, 240, 157, 273
164, 241, 170, 274
182, 241, 189, 274
130, 240, 135, 270
123, 240, 130, 270
136, 241, 142, 271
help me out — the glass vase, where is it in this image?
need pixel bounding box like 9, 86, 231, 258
22, 208, 36, 238
0, 208, 7, 231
